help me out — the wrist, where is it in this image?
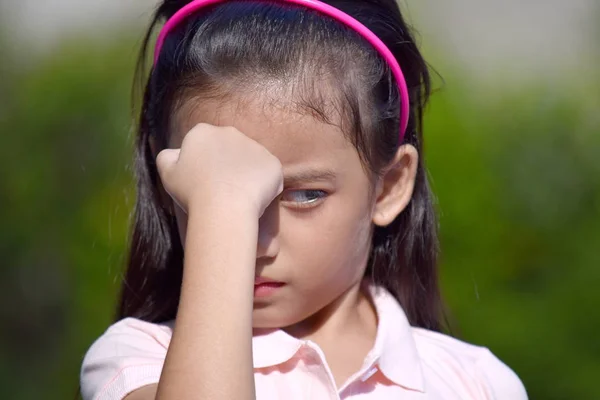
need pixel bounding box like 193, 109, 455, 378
188, 184, 264, 217
185, 197, 259, 256
182, 197, 259, 281
188, 195, 260, 221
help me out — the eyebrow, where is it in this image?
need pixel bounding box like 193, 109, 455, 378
283, 168, 338, 186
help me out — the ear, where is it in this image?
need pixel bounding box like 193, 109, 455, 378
372, 144, 419, 227
149, 136, 176, 216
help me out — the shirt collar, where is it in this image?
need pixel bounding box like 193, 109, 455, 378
250, 285, 425, 393
367, 285, 425, 392
251, 328, 303, 369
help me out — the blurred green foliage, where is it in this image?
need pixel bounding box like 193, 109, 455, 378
0, 30, 598, 400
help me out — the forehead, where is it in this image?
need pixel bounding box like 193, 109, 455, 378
172, 96, 359, 171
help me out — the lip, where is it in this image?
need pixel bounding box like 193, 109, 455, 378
254, 276, 283, 285
253, 277, 285, 298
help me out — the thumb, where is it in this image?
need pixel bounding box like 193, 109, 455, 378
155, 148, 180, 177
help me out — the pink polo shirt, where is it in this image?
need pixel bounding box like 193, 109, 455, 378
81, 286, 527, 399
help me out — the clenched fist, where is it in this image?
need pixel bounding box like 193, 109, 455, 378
156, 123, 284, 217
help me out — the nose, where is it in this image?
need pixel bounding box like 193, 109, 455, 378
256, 200, 280, 259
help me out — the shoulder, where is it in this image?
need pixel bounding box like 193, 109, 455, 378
80, 317, 173, 400
411, 328, 528, 400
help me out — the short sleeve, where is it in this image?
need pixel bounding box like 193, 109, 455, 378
80, 317, 173, 400
476, 348, 528, 400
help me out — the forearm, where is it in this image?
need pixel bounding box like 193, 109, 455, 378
156, 202, 258, 400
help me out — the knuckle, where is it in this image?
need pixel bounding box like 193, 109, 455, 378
186, 123, 210, 141
155, 149, 175, 175
180, 133, 192, 148
193, 122, 210, 131
155, 150, 168, 167
269, 155, 283, 169
223, 125, 240, 137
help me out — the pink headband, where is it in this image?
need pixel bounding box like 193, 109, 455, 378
154, 0, 410, 141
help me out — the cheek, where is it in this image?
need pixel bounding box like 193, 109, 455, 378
282, 196, 374, 283
328, 203, 373, 274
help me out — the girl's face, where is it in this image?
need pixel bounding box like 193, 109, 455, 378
167, 94, 414, 330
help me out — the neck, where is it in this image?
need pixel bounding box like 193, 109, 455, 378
283, 279, 377, 344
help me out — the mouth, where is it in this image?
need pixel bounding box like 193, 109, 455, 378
254, 277, 285, 298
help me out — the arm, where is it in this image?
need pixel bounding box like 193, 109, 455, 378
154, 202, 258, 400
124, 385, 158, 400
130, 123, 282, 400
83, 125, 279, 400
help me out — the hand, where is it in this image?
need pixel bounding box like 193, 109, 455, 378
156, 123, 284, 217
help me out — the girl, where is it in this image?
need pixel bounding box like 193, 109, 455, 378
81, 0, 528, 399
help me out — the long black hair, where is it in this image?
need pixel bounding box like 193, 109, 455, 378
118, 0, 443, 331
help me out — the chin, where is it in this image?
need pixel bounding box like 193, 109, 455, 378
251, 306, 305, 330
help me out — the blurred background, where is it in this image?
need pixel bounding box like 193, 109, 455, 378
0, 0, 598, 399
